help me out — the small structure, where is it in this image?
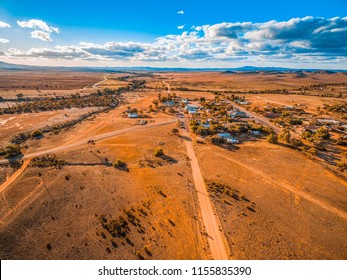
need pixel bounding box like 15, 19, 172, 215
296, 125, 319, 134
128, 112, 139, 118
163, 100, 175, 107
188, 109, 198, 115
251, 130, 261, 135
202, 122, 211, 129
231, 111, 247, 118
317, 119, 340, 125
217, 133, 231, 138
226, 137, 239, 144
238, 101, 250, 105
185, 104, 200, 111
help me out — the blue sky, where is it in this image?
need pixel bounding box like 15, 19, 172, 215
0, 0, 346, 68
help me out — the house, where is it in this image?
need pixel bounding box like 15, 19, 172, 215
283, 106, 296, 110
226, 137, 239, 144
185, 104, 200, 111
317, 119, 340, 125
217, 133, 231, 139
264, 112, 281, 119
202, 122, 211, 129
238, 101, 250, 105
231, 111, 247, 118
163, 100, 175, 107
181, 98, 189, 104
188, 109, 197, 115
128, 113, 138, 118
296, 125, 319, 134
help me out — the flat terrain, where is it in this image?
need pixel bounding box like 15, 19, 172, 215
0, 70, 346, 259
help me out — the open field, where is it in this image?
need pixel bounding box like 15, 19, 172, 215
0, 70, 346, 260
160, 71, 347, 92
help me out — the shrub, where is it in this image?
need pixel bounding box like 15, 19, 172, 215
171, 128, 179, 134
278, 129, 291, 143
307, 147, 318, 156
4, 145, 22, 159
113, 159, 126, 168
266, 133, 278, 144
154, 148, 164, 157
336, 136, 347, 146
31, 130, 43, 138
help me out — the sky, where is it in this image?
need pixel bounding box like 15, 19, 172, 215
0, 0, 346, 68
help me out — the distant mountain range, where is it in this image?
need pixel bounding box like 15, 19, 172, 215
0, 61, 346, 73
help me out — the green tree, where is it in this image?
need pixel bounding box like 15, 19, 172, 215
154, 148, 164, 157
266, 133, 278, 144
278, 129, 291, 143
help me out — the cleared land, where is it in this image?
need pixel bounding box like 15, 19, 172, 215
0, 70, 346, 259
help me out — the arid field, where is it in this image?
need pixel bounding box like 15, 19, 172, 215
0, 70, 346, 259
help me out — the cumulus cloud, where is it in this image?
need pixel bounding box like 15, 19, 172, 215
3, 17, 347, 65
177, 25, 185, 30
17, 19, 59, 41
0, 21, 11, 28
177, 10, 184, 15
0, 38, 10, 43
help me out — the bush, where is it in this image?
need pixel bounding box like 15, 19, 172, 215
31, 130, 43, 138
307, 147, 318, 156
266, 133, 278, 144
4, 145, 22, 159
113, 159, 126, 168
171, 128, 179, 134
336, 136, 347, 146
278, 129, 291, 143
154, 148, 164, 157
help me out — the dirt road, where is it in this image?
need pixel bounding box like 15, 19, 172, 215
0, 159, 31, 193
180, 117, 229, 259
232, 103, 281, 133
0, 119, 176, 165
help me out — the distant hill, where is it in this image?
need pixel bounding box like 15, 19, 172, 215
0, 61, 346, 73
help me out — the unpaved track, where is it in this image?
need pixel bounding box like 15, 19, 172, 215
0, 119, 176, 165
0, 159, 31, 193
181, 120, 229, 260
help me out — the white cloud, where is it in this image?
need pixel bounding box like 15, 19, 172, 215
0, 38, 10, 43
177, 25, 185, 30
177, 11, 184, 15
0, 21, 11, 28
30, 30, 53, 42
17, 19, 59, 41
3, 17, 347, 66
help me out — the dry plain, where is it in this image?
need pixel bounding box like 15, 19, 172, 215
0, 70, 346, 259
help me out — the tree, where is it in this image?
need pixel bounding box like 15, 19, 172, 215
113, 159, 126, 168
307, 147, 318, 156
315, 127, 330, 140
171, 128, 179, 135
31, 130, 43, 139
266, 133, 278, 144
4, 145, 22, 159
154, 148, 164, 157
278, 129, 291, 143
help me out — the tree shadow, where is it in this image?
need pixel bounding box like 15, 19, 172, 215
178, 135, 192, 141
